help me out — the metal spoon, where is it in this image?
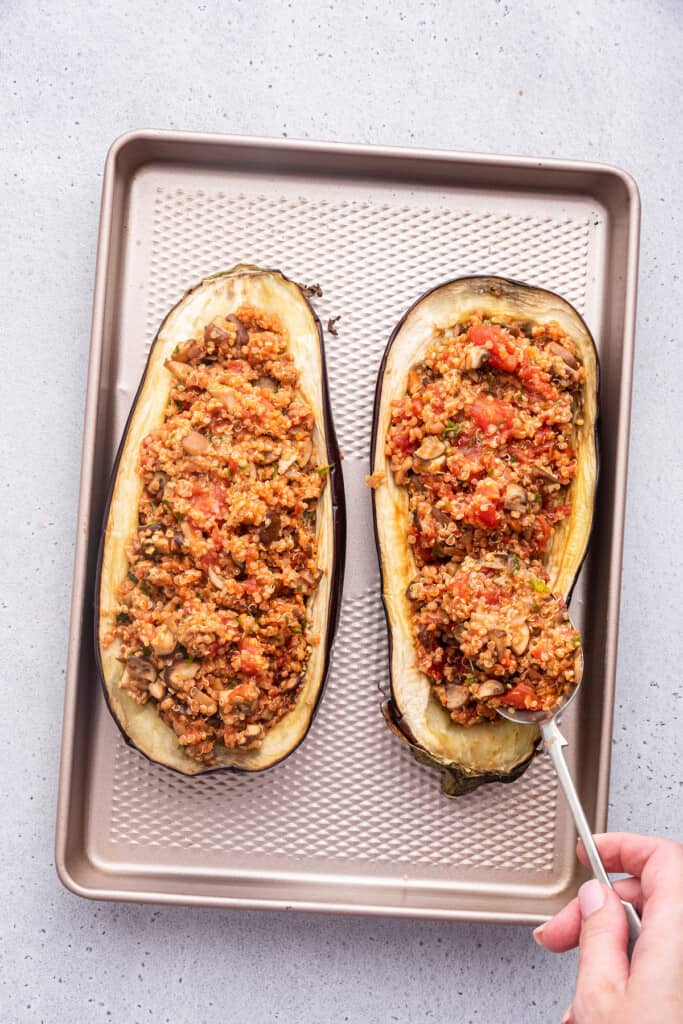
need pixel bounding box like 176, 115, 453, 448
496, 645, 641, 949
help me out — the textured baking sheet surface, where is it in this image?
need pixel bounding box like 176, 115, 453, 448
94, 175, 602, 889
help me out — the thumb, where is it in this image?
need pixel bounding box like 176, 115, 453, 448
573, 880, 629, 1019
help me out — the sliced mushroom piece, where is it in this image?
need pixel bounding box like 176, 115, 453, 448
405, 579, 421, 601
151, 625, 176, 657
488, 629, 508, 659
260, 512, 282, 546
165, 660, 201, 692
254, 375, 279, 392
509, 623, 530, 656
208, 565, 226, 591
126, 657, 157, 685
531, 464, 559, 485
444, 684, 471, 710
204, 321, 230, 344
147, 471, 168, 498
278, 451, 298, 474
415, 436, 446, 461
173, 338, 205, 363
223, 553, 244, 579
181, 431, 210, 456
165, 359, 194, 383
189, 687, 218, 716
548, 341, 579, 370
464, 345, 490, 370
477, 679, 506, 698
297, 436, 314, 467
414, 436, 446, 473
260, 443, 281, 466
503, 483, 528, 511
432, 506, 452, 527
148, 680, 166, 701
216, 389, 239, 415
226, 314, 249, 346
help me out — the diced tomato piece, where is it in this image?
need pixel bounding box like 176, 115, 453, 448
499, 682, 539, 709
469, 395, 515, 436
429, 393, 445, 415
533, 514, 552, 553
190, 481, 227, 520
450, 572, 471, 600
517, 357, 557, 400
392, 429, 416, 454
470, 478, 502, 528
467, 324, 520, 374
238, 636, 267, 675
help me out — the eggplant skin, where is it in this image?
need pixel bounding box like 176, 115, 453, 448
95, 265, 345, 776
371, 276, 599, 796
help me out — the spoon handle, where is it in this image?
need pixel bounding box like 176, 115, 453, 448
541, 718, 641, 951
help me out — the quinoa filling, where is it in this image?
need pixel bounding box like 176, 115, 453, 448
102, 306, 327, 763
386, 315, 585, 723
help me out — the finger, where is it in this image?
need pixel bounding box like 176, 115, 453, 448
576, 832, 681, 879
534, 897, 580, 952
572, 883, 629, 1020
534, 877, 642, 953
560, 1005, 573, 1024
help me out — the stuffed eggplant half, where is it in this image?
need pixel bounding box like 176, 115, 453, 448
370, 277, 598, 795
97, 266, 345, 775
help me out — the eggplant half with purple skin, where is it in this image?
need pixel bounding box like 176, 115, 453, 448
96, 265, 345, 775
371, 276, 598, 795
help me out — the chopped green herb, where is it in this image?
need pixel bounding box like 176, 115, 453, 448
127, 570, 138, 584
465, 675, 477, 687
142, 644, 152, 658
509, 554, 521, 574
174, 399, 184, 410
315, 464, 332, 476
443, 420, 463, 439
116, 611, 130, 625
184, 654, 195, 664
529, 576, 551, 594
487, 373, 494, 389
531, 603, 540, 612
172, 344, 180, 355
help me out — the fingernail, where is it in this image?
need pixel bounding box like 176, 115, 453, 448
578, 879, 606, 918
532, 924, 546, 946
560, 1005, 572, 1024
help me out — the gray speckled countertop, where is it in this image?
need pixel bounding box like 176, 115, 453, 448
2, 2, 682, 1022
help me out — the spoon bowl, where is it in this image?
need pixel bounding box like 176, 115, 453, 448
495, 645, 584, 726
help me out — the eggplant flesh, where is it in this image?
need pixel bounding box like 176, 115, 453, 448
96, 265, 345, 776
371, 276, 598, 795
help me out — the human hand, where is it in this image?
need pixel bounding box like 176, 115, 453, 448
533, 833, 683, 1023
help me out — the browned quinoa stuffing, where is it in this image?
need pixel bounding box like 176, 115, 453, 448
102, 306, 327, 763
410, 553, 582, 725
386, 315, 585, 723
